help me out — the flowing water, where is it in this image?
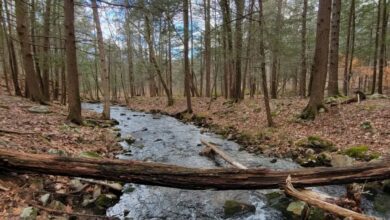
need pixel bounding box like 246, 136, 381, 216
82, 104, 388, 220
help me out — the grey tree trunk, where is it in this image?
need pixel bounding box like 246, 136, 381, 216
91, 0, 110, 119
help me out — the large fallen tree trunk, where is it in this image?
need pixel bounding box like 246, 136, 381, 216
0, 149, 389, 190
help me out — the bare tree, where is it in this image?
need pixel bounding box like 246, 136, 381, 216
372, 0, 382, 94
91, 0, 110, 119
378, 0, 388, 94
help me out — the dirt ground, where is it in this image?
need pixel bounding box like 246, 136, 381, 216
0, 94, 120, 219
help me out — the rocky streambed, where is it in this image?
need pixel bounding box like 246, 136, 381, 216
82, 103, 390, 220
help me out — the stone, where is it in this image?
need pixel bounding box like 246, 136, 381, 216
331, 154, 354, 167
317, 152, 332, 166
70, 179, 84, 191
223, 200, 256, 218
28, 106, 50, 114
79, 151, 102, 159
40, 193, 50, 206
296, 136, 337, 152
287, 201, 307, 216
20, 207, 38, 220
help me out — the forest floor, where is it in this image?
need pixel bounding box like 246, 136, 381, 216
0, 93, 121, 219
124, 95, 390, 158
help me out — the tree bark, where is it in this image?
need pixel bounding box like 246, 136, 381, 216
42, 0, 52, 100
15, 0, 46, 103
299, 0, 308, 97
91, 0, 110, 119
0, 149, 389, 190
270, 0, 283, 99
125, 1, 135, 98
343, 0, 355, 96
328, 0, 341, 97
372, 0, 382, 94
204, 0, 211, 97
233, 0, 244, 102
378, 0, 388, 94
64, 0, 82, 124
258, 0, 274, 127
184, 0, 193, 112
301, 0, 331, 120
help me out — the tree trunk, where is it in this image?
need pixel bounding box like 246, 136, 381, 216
271, 0, 283, 99
91, 0, 110, 119
242, 0, 255, 100
343, 0, 355, 96
184, 0, 193, 112
64, 0, 82, 124
328, 0, 341, 97
372, 0, 382, 94
144, 14, 173, 106
30, 0, 44, 93
220, 0, 234, 99
258, 0, 274, 127
42, 0, 52, 100
125, 2, 135, 98
15, 0, 46, 104
3, 0, 22, 96
233, 0, 244, 101
0, 149, 389, 190
378, 0, 388, 94
299, 0, 308, 97
204, 0, 211, 97
301, 0, 331, 120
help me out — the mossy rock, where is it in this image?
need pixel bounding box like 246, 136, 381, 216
296, 136, 336, 152
223, 200, 256, 218
343, 145, 379, 161
308, 207, 325, 220
287, 201, 307, 216
79, 151, 102, 159
95, 194, 118, 209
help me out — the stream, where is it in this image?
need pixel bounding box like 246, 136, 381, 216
82, 103, 389, 220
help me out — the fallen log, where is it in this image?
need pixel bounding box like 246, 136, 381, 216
0, 149, 389, 190
200, 140, 248, 169
284, 176, 377, 220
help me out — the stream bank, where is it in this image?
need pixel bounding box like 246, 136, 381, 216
83, 103, 389, 220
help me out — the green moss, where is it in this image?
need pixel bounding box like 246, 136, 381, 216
95, 194, 118, 209
344, 145, 369, 159
79, 151, 102, 159
361, 121, 373, 130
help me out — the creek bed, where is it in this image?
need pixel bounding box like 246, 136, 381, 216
82, 103, 388, 220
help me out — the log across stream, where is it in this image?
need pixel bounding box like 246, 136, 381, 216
16, 103, 382, 219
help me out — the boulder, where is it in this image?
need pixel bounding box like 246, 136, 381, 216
331, 154, 354, 167
28, 106, 50, 114
223, 200, 256, 218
